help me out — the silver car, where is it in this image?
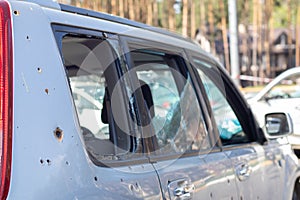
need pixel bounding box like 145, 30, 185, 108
1, 0, 299, 199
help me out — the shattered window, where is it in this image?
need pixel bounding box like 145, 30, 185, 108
61, 35, 133, 163
130, 49, 210, 154
193, 58, 248, 145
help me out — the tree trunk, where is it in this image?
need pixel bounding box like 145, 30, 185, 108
182, 0, 189, 37
134, 0, 141, 21
252, 0, 259, 86
264, 0, 273, 77
296, 2, 300, 67
111, 0, 117, 15
191, 0, 196, 37
70, 0, 76, 6
119, 0, 124, 17
153, 0, 158, 26
105, 0, 112, 13
168, 0, 176, 31
240, 0, 250, 77
208, 1, 215, 55
219, 0, 230, 72
161, 0, 169, 29
200, 0, 206, 33
287, 0, 293, 68
124, 0, 129, 18
128, 0, 135, 20
140, 0, 147, 23
146, 0, 153, 25
82, 0, 88, 9
258, 0, 264, 85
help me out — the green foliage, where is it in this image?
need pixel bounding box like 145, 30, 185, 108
273, 3, 289, 28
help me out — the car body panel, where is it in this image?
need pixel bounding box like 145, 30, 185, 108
3, 0, 300, 199
152, 151, 239, 200
9, 1, 162, 199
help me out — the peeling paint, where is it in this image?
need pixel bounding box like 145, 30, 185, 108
53, 127, 63, 142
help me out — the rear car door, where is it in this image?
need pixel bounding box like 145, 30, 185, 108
190, 54, 284, 200
122, 37, 239, 199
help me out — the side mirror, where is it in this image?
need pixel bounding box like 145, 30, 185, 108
264, 112, 293, 139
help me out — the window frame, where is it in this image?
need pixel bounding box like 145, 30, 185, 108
52, 24, 152, 167
186, 50, 265, 148
120, 36, 213, 160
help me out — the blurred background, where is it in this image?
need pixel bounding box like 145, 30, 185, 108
57, 0, 300, 88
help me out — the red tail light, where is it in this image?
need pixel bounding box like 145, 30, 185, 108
0, 1, 12, 199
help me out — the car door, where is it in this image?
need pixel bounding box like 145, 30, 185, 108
190, 55, 284, 200
123, 38, 239, 200
53, 26, 162, 199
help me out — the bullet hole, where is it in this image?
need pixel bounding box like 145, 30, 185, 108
210, 193, 213, 198
13, 10, 20, 16
26, 36, 30, 40
37, 67, 42, 73
120, 178, 124, 182
130, 185, 134, 191
54, 127, 63, 142
227, 179, 230, 183
40, 159, 44, 165
94, 176, 98, 181
45, 88, 49, 94
46, 159, 51, 165
66, 161, 70, 165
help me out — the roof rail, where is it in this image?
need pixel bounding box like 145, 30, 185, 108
59, 3, 191, 42
18, 0, 60, 10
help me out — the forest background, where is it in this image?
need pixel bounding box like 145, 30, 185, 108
58, 0, 300, 86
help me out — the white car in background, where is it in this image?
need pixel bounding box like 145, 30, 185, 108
248, 67, 300, 156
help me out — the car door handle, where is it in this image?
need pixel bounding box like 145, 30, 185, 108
173, 180, 195, 200
236, 164, 252, 181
